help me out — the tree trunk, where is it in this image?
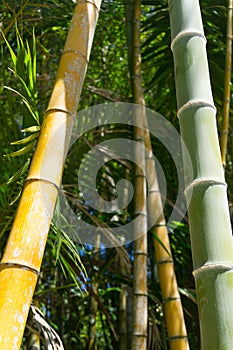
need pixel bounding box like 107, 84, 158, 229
168, 1, 233, 348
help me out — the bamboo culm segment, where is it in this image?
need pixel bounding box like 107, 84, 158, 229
169, 0, 233, 349
146, 134, 189, 349
0, 1, 102, 349
131, 1, 148, 349
220, 0, 232, 166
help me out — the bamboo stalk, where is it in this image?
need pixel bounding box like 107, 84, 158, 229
220, 0, 232, 167
125, 1, 189, 348
0, 1, 102, 348
88, 234, 100, 350
168, 1, 233, 348
131, 1, 148, 349
145, 133, 189, 350
119, 286, 128, 350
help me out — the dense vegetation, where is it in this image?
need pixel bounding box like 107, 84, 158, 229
0, 1, 232, 349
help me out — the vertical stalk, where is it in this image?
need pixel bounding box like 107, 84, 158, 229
88, 234, 100, 350
146, 132, 189, 350
0, 1, 102, 348
119, 286, 128, 350
131, 1, 148, 349
125, 1, 189, 348
220, 0, 232, 167
168, 1, 233, 349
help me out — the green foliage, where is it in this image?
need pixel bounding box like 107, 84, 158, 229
0, 0, 231, 349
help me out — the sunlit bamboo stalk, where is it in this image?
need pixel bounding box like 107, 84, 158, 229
145, 133, 189, 350
0, 1, 102, 348
168, 1, 233, 348
220, 0, 232, 167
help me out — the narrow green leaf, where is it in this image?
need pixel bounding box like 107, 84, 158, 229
10, 132, 39, 145
4, 85, 39, 123
150, 230, 171, 256
32, 28, 37, 85
1, 30, 17, 67
0, 159, 30, 187
5, 141, 36, 157
22, 126, 40, 133
10, 189, 23, 206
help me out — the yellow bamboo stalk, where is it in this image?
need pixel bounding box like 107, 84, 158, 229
0, 1, 101, 348
220, 0, 232, 167
146, 145, 189, 349
131, 1, 148, 350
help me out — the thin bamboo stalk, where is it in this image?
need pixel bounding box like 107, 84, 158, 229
88, 234, 100, 350
0, 1, 102, 348
119, 286, 128, 350
131, 2, 148, 350
125, 1, 189, 348
220, 0, 232, 167
168, 1, 233, 348
145, 133, 189, 350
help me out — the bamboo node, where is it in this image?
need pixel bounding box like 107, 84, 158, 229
171, 30, 206, 51
133, 292, 148, 297
133, 251, 148, 256
45, 107, 72, 116
62, 49, 88, 63
157, 259, 173, 265
184, 178, 227, 195
169, 335, 189, 342
177, 99, 216, 118
163, 296, 181, 304
132, 333, 147, 338
25, 177, 60, 191
193, 263, 233, 277
76, 0, 101, 12
0, 262, 40, 276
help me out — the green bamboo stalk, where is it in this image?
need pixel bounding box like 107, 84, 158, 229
220, 0, 232, 167
0, 1, 102, 348
131, 1, 148, 349
168, 1, 233, 349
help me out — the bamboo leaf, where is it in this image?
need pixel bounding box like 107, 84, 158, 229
5, 141, 36, 157
150, 230, 171, 257
10, 132, 39, 145
32, 28, 37, 87
4, 85, 39, 123
0, 30, 17, 67
22, 125, 41, 133
0, 159, 30, 187
178, 287, 197, 304
6, 68, 33, 100
9, 189, 23, 206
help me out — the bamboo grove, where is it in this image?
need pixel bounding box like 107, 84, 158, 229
0, 0, 232, 349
